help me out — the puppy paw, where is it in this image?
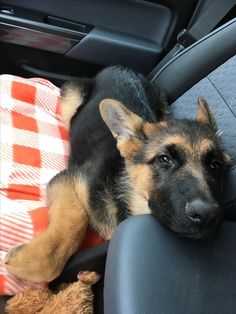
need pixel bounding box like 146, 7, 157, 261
4, 242, 62, 283
5, 244, 25, 263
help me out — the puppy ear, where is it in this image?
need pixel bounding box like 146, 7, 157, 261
196, 98, 217, 131
99, 99, 144, 159
99, 99, 143, 140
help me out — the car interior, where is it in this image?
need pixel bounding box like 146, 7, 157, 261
0, 0, 236, 313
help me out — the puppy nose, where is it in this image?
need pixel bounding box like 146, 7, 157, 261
185, 199, 219, 224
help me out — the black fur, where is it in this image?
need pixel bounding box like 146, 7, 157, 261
64, 66, 228, 239
67, 66, 167, 224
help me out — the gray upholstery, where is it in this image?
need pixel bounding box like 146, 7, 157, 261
171, 56, 236, 213
171, 56, 236, 162
104, 215, 236, 314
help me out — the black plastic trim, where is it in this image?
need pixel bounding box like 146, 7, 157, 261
0, 13, 90, 39
67, 27, 162, 73
20, 64, 77, 82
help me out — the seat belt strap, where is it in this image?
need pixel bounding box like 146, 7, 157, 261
189, 0, 236, 40
149, 0, 236, 80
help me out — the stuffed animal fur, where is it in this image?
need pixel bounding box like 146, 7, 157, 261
5, 271, 100, 314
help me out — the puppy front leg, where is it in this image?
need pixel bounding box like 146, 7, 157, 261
4, 171, 89, 283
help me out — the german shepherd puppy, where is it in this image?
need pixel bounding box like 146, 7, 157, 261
5, 66, 230, 283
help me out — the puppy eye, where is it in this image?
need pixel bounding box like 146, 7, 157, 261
210, 159, 222, 170
158, 154, 173, 164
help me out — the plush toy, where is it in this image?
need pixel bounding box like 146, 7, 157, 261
5, 271, 100, 314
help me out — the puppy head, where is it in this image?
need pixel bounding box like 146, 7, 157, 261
100, 98, 230, 239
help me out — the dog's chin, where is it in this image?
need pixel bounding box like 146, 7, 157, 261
154, 216, 221, 240
177, 230, 213, 240
173, 223, 222, 240
150, 205, 222, 240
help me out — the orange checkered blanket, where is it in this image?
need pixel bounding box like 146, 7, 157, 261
0, 75, 103, 295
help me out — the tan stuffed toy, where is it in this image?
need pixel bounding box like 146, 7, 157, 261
5, 271, 100, 314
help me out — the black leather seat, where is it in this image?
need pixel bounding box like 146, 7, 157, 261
104, 18, 236, 314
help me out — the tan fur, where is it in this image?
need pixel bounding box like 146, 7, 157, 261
101, 194, 119, 239
60, 84, 84, 129
126, 162, 152, 215
127, 163, 152, 199
5, 174, 89, 283
197, 98, 216, 128
142, 122, 160, 137
5, 271, 100, 314
73, 176, 90, 211
75, 178, 118, 240
89, 190, 118, 240
117, 139, 143, 159
129, 193, 151, 216
143, 134, 191, 162
195, 138, 214, 155
160, 134, 192, 152
144, 134, 217, 164
223, 152, 231, 164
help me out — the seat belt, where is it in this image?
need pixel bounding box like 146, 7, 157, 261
189, 0, 236, 40
149, 0, 236, 80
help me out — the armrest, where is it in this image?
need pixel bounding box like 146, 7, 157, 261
104, 215, 236, 314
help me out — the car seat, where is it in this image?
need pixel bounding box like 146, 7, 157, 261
104, 18, 236, 314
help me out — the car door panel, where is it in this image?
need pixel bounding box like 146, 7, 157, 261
0, 0, 198, 79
